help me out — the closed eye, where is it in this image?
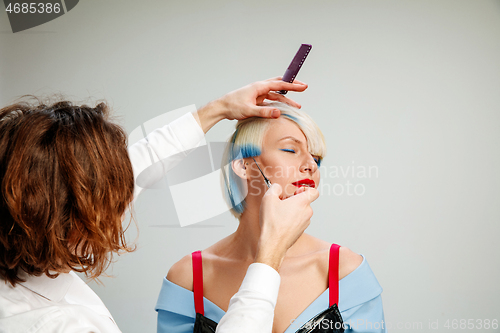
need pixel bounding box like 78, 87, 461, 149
281, 149, 320, 165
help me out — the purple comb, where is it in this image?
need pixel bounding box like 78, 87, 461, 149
278, 44, 312, 95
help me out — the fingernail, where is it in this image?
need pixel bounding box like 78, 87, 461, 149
271, 109, 280, 118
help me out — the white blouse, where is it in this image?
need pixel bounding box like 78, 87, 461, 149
0, 108, 204, 332
0, 109, 282, 333
0, 271, 119, 333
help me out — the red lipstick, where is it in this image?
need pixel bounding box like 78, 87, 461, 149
292, 179, 315, 188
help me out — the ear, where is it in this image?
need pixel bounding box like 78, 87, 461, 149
231, 158, 249, 180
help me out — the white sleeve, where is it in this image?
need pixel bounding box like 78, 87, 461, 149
127, 108, 205, 202
216, 263, 281, 333
0, 306, 121, 333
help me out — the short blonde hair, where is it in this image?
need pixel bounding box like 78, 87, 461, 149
221, 102, 326, 218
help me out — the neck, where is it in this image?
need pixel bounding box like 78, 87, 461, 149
228, 200, 309, 263
225, 207, 261, 261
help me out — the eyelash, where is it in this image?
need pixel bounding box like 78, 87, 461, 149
280, 149, 320, 165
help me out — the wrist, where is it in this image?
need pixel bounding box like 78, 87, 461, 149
254, 239, 287, 272
195, 99, 227, 133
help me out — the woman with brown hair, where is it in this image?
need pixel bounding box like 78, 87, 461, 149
0, 78, 318, 332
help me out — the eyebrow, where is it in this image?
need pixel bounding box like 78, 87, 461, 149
278, 136, 302, 144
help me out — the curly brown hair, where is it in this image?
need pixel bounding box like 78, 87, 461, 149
0, 96, 135, 286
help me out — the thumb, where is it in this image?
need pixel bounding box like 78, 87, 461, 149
265, 183, 283, 198
253, 106, 281, 119
304, 187, 320, 203
293, 187, 319, 204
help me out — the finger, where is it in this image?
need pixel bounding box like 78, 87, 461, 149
291, 79, 307, 85
265, 92, 302, 109
293, 187, 319, 203
264, 76, 283, 82
251, 106, 281, 118
294, 186, 307, 195
305, 207, 314, 222
265, 183, 283, 197
265, 77, 306, 85
305, 188, 320, 203
255, 81, 308, 96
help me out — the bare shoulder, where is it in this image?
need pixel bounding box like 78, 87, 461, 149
298, 235, 363, 279
165, 239, 228, 292
339, 246, 363, 279
166, 254, 193, 291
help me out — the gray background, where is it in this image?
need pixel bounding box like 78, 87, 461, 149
1, 0, 499, 332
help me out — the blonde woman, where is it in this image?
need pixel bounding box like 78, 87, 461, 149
156, 102, 386, 333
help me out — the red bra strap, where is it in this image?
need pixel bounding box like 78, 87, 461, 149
192, 251, 204, 315
329, 244, 340, 307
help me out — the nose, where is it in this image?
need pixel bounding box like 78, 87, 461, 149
300, 154, 318, 174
